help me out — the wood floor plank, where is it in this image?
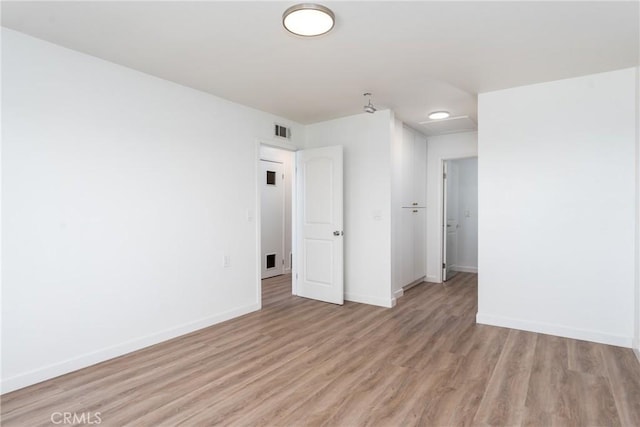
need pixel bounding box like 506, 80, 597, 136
473, 329, 538, 426
601, 344, 640, 426
567, 339, 608, 377
1, 272, 639, 426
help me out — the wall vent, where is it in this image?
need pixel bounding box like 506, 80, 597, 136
275, 124, 290, 139
266, 254, 276, 269
418, 116, 477, 137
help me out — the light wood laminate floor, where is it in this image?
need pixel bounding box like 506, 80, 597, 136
2, 273, 640, 426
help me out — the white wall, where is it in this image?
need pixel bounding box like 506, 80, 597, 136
478, 68, 637, 347
390, 118, 404, 294
259, 146, 293, 272
635, 66, 640, 358
1, 29, 305, 392
305, 111, 394, 307
453, 157, 478, 272
425, 132, 478, 282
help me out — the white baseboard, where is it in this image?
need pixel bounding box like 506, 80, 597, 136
453, 266, 478, 273
393, 288, 404, 299
404, 277, 425, 290
425, 275, 440, 284
0, 303, 260, 394
476, 312, 633, 348
634, 347, 640, 365
345, 292, 394, 308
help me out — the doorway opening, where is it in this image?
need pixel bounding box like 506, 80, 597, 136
259, 145, 295, 302
442, 157, 478, 282
260, 159, 286, 279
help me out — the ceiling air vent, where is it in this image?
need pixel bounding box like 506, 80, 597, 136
274, 124, 290, 139
418, 116, 477, 137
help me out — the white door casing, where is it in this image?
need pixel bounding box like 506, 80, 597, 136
296, 146, 344, 305
260, 160, 284, 279
442, 161, 448, 281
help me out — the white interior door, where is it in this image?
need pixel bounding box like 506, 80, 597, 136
260, 160, 284, 279
296, 146, 344, 304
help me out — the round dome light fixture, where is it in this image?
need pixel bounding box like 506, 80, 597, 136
283, 4, 335, 37
428, 111, 451, 120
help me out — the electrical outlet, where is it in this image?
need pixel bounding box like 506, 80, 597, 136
223, 255, 230, 268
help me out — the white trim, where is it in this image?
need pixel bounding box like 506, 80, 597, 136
403, 277, 426, 291
0, 303, 260, 394
635, 65, 640, 370
476, 312, 633, 348
259, 158, 284, 164
425, 274, 440, 283
290, 159, 298, 296
453, 266, 478, 273
391, 278, 424, 304
345, 292, 394, 308
259, 138, 299, 152
255, 142, 263, 307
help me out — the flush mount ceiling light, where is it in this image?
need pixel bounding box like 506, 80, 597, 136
363, 93, 377, 114
282, 3, 335, 37
428, 111, 451, 120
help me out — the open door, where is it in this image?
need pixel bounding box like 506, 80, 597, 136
296, 146, 344, 304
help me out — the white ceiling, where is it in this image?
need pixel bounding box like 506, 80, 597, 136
2, 1, 638, 130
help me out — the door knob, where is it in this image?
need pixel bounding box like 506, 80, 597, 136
333, 231, 341, 236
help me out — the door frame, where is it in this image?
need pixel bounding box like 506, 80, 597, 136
438, 154, 477, 283
255, 139, 299, 309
